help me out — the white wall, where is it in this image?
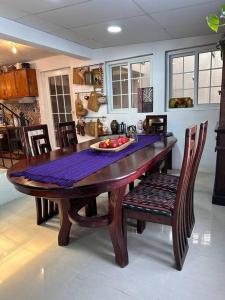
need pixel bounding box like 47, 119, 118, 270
32, 34, 221, 173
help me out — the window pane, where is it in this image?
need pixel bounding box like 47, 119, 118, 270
172, 74, 183, 89
57, 95, 65, 113
59, 114, 66, 123
121, 80, 128, 94
211, 69, 222, 86
172, 57, 183, 73
64, 95, 72, 113
121, 66, 128, 80
132, 78, 141, 94
198, 88, 210, 104
113, 95, 121, 109
112, 81, 121, 95
51, 96, 58, 113
184, 89, 194, 99
141, 77, 150, 88
132, 93, 138, 108
66, 114, 73, 122
122, 95, 129, 108
53, 114, 59, 129
172, 89, 183, 97
184, 72, 194, 89
49, 77, 56, 95
131, 63, 141, 78
210, 87, 220, 103
140, 61, 150, 77
62, 75, 70, 94
112, 66, 120, 81
184, 55, 195, 72
199, 52, 211, 70
199, 70, 210, 87
212, 51, 222, 69
55, 76, 63, 94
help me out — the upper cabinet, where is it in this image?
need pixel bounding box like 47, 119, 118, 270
0, 69, 38, 99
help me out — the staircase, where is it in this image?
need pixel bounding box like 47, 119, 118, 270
0, 103, 29, 169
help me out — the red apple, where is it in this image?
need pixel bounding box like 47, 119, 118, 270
109, 140, 119, 148
99, 141, 108, 148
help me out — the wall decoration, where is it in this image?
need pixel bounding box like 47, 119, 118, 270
169, 97, 193, 108
73, 68, 85, 85
92, 67, 103, 89
138, 87, 153, 113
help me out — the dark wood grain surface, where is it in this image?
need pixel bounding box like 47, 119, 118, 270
7, 137, 177, 198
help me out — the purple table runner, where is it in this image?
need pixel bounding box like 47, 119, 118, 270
11, 135, 161, 188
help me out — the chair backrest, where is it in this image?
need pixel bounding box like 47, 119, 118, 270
189, 120, 208, 191
174, 125, 197, 217
145, 115, 167, 137
57, 121, 78, 149
22, 124, 52, 158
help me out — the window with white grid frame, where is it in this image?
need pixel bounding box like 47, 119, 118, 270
168, 47, 222, 108
198, 51, 222, 104
107, 56, 152, 112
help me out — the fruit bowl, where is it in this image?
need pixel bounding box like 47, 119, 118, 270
90, 137, 135, 152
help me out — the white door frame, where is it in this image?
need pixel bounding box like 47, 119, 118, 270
41, 68, 75, 149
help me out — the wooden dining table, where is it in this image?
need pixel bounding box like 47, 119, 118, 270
7, 135, 177, 267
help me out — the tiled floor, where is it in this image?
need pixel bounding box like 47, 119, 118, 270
0, 173, 225, 300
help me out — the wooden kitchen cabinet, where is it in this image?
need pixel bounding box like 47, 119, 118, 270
0, 69, 38, 99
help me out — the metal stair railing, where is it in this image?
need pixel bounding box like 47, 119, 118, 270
0, 103, 29, 169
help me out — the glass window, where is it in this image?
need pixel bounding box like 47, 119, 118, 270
197, 51, 222, 104
108, 57, 152, 111
168, 48, 222, 107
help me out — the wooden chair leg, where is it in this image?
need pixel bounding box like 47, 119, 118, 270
35, 197, 43, 225
85, 198, 97, 217
137, 220, 146, 234
43, 198, 49, 219
172, 209, 189, 270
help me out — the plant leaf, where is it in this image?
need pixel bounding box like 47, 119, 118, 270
206, 14, 219, 32
221, 4, 225, 16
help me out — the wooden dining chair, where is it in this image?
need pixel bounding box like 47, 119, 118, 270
22, 124, 58, 225
57, 121, 97, 217
140, 120, 208, 237
123, 125, 197, 270
57, 121, 78, 149
145, 114, 167, 137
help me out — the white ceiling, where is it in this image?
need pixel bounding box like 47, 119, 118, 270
0, 0, 224, 49
0, 39, 56, 66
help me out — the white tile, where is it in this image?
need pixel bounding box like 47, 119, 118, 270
36, 0, 144, 28
134, 0, 218, 14
0, 173, 225, 299
151, 1, 222, 29
72, 16, 170, 48
0, 0, 89, 14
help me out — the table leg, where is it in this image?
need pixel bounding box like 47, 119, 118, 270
108, 186, 128, 268
57, 198, 72, 246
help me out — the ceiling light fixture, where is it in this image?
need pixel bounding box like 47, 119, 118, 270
107, 26, 122, 33
11, 44, 17, 54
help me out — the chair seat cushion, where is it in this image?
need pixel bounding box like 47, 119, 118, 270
123, 184, 176, 216
142, 173, 179, 192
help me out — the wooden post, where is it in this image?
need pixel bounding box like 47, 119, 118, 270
212, 40, 225, 205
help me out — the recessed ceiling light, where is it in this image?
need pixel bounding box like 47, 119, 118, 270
107, 26, 122, 33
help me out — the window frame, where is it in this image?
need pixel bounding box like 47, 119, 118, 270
106, 55, 153, 113
166, 44, 222, 111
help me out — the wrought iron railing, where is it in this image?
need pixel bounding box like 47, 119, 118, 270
0, 103, 29, 169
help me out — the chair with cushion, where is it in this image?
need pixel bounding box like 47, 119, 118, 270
140, 121, 208, 237
123, 125, 197, 270
57, 121, 78, 148
22, 124, 58, 225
